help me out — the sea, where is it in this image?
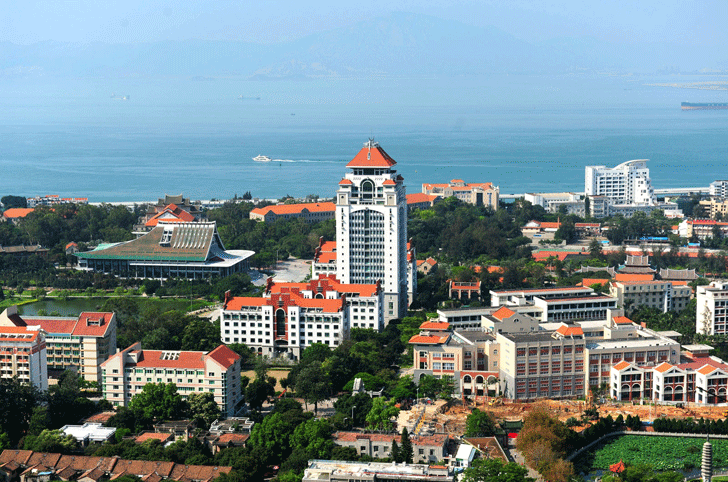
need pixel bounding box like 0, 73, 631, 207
0, 73, 726, 202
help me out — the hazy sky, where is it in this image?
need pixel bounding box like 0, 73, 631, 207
1, 0, 724, 46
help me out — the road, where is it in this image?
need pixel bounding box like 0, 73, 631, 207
252, 258, 311, 286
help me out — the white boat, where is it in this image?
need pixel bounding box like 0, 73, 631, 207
253, 155, 272, 163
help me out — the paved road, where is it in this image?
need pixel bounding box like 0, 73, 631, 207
252, 258, 311, 286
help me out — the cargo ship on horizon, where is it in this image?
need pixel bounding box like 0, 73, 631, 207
681, 102, 728, 110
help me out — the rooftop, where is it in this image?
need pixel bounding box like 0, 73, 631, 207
250, 202, 336, 217
346, 140, 397, 168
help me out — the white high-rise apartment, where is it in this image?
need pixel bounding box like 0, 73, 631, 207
336, 140, 408, 321
697, 281, 728, 335
710, 180, 728, 198
585, 160, 656, 205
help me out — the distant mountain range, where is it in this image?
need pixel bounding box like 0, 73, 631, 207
1, 12, 725, 79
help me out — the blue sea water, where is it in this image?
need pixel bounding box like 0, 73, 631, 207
0, 73, 726, 202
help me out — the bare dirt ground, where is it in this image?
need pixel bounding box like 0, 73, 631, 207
418, 398, 728, 435
242, 368, 290, 391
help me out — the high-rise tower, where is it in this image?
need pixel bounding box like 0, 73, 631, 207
336, 140, 408, 321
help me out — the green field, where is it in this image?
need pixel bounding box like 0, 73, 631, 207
575, 435, 728, 473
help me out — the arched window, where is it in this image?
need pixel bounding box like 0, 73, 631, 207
276, 309, 286, 337
361, 180, 374, 200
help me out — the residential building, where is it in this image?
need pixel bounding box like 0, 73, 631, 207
0, 245, 48, 257
221, 274, 382, 359
142, 194, 204, 224
422, 179, 499, 209
410, 323, 500, 396
584, 160, 681, 218
249, 202, 336, 223
490, 286, 595, 307
416, 258, 438, 275
1, 208, 34, 224
406, 193, 439, 211
698, 198, 728, 219
76, 221, 254, 280
0, 325, 47, 391
335, 140, 409, 320
60, 423, 116, 445
101, 343, 242, 417
611, 346, 728, 404
0, 308, 117, 384
521, 220, 561, 241
679, 219, 728, 239
311, 238, 337, 277
585, 160, 656, 205
524, 192, 585, 215
26, 195, 88, 208
331, 432, 449, 463
133, 203, 201, 235
303, 460, 452, 482
533, 295, 618, 322
406, 241, 417, 307
696, 281, 728, 335
710, 180, 728, 198
0, 450, 231, 482
610, 280, 692, 313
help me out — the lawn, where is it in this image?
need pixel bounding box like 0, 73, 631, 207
574, 435, 728, 473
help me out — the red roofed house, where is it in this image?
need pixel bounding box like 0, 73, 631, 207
2, 207, 35, 224
406, 193, 440, 211
0, 307, 117, 385
521, 220, 561, 241
142, 194, 203, 224
101, 343, 242, 417
422, 179, 499, 210
416, 257, 438, 275
222, 274, 383, 360
249, 202, 336, 223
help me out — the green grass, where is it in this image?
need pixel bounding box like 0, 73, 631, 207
574, 435, 728, 473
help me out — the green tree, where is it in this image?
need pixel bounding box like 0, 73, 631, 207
245, 377, 275, 411
365, 398, 399, 432
391, 439, 401, 462
0, 377, 41, 444
290, 418, 334, 459
27, 406, 52, 436
128, 383, 189, 422
22, 429, 76, 453
181, 318, 220, 351
188, 392, 220, 428
292, 361, 331, 415
400, 427, 413, 464
462, 458, 535, 482
465, 409, 497, 437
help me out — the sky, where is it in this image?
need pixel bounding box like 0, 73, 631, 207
1, 0, 724, 46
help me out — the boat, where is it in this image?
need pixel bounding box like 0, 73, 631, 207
681, 102, 728, 110
253, 155, 272, 163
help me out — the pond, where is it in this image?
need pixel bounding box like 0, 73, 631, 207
18, 298, 109, 316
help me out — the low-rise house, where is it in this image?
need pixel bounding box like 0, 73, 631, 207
0, 450, 231, 482
406, 193, 439, 211
332, 432, 449, 464
60, 423, 116, 445
249, 202, 335, 223
134, 432, 174, 445
422, 179, 499, 209
416, 258, 438, 275
303, 460, 452, 482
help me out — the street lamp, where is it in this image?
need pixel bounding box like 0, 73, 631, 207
351, 405, 356, 421
416, 388, 419, 405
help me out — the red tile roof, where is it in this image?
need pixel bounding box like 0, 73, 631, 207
2, 208, 34, 219
408, 334, 449, 345
0, 327, 40, 343
556, 325, 584, 337
612, 361, 631, 371
135, 432, 174, 443
532, 251, 578, 262
581, 278, 609, 287
145, 204, 195, 227
214, 433, 250, 445
419, 321, 450, 331
339, 179, 353, 185
382, 179, 397, 186
614, 273, 656, 282
492, 306, 515, 321
612, 316, 634, 325
346, 144, 397, 168
207, 345, 241, 369
250, 202, 336, 217
316, 252, 337, 263
654, 362, 674, 373
406, 193, 438, 204
21, 312, 113, 338
698, 365, 720, 375
133, 350, 206, 369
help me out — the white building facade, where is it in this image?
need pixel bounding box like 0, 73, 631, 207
585, 160, 656, 205
336, 140, 409, 321
697, 281, 728, 335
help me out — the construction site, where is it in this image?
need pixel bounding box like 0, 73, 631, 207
397, 396, 728, 437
